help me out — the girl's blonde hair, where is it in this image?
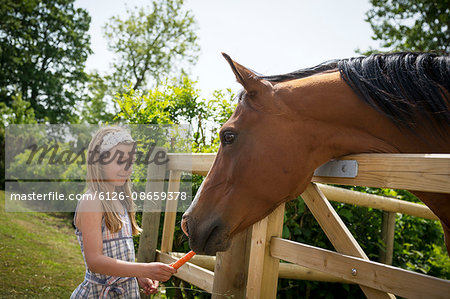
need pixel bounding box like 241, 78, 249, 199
86, 126, 141, 236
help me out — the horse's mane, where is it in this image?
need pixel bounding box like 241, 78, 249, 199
260, 59, 340, 81
261, 53, 450, 134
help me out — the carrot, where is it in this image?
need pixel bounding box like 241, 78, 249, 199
170, 250, 196, 269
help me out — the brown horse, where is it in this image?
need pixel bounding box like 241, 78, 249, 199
182, 52, 450, 255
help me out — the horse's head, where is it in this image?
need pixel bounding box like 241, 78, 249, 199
181, 52, 450, 256
182, 54, 323, 255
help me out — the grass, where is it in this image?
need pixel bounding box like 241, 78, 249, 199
0, 191, 202, 299
0, 191, 85, 298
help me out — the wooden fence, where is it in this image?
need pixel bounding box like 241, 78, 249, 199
137, 153, 450, 298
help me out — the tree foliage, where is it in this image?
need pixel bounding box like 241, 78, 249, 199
0, 92, 37, 187
363, 0, 449, 53
0, 0, 92, 122
114, 77, 235, 153
80, 73, 116, 124
103, 0, 199, 94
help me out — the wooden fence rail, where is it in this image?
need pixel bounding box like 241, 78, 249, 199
271, 238, 450, 299
138, 153, 450, 298
166, 252, 354, 283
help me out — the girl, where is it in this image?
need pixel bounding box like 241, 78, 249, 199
72, 126, 176, 298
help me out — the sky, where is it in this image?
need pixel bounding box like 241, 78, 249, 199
74, 0, 380, 98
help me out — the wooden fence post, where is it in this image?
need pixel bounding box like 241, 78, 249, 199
160, 170, 182, 253
246, 203, 285, 299
212, 227, 253, 298
137, 148, 167, 263
379, 211, 396, 265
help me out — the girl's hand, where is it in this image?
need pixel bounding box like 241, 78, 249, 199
137, 277, 159, 295
144, 262, 177, 282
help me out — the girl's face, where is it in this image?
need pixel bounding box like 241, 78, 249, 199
101, 143, 135, 187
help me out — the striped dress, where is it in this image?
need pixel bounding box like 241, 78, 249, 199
71, 208, 140, 298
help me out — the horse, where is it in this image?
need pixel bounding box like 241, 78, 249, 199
181, 52, 450, 255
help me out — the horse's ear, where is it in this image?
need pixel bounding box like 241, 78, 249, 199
222, 53, 268, 93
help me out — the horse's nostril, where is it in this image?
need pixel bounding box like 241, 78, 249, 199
181, 218, 189, 236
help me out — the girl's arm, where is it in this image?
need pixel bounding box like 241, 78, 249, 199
77, 201, 176, 281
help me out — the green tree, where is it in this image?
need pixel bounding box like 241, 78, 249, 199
0, 91, 37, 187
0, 0, 92, 122
103, 0, 199, 94
80, 72, 116, 124
114, 77, 235, 153
363, 0, 449, 53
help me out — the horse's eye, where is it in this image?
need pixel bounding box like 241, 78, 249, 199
222, 131, 236, 145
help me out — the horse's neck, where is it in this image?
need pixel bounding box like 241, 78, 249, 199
279, 72, 449, 158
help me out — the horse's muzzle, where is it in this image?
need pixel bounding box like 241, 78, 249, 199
181, 213, 231, 255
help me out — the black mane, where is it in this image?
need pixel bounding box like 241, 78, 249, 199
260, 59, 340, 82
261, 53, 450, 134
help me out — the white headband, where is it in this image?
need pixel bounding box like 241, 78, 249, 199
99, 131, 134, 153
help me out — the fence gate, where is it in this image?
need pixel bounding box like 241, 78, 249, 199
138, 153, 450, 298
